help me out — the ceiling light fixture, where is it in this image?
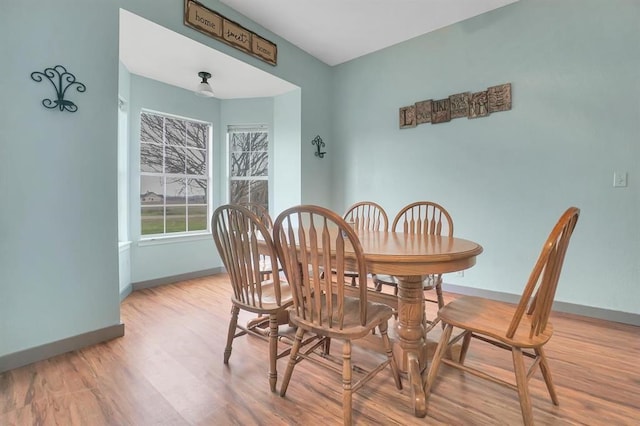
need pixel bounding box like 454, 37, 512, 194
195, 71, 214, 97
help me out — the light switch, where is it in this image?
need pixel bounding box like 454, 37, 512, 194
613, 171, 628, 187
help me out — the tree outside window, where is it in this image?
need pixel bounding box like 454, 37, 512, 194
140, 111, 211, 236
228, 126, 269, 211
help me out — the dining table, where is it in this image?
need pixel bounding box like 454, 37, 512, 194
263, 223, 483, 418
343, 229, 483, 418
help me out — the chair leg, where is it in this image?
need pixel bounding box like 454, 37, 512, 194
512, 347, 534, 426
379, 321, 402, 390
323, 337, 332, 355
224, 305, 240, 364
342, 339, 353, 426
280, 327, 305, 397
459, 331, 472, 364
268, 313, 278, 392
536, 346, 559, 405
424, 323, 453, 392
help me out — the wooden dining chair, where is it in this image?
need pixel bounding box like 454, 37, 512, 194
373, 201, 453, 333
273, 205, 402, 425
240, 202, 273, 229
340, 201, 389, 287
237, 202, 279, 281
211, 204, 292, 392
424, 207, 580, 426
343, 201, 389, 233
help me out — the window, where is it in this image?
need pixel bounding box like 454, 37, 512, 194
140, 111, 211, 236
228, 125, 269, 210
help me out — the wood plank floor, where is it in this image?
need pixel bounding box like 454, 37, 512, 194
1, 274, 639, 425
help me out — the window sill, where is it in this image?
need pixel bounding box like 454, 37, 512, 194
137, 232, 212, 247
119, 241, 132, 251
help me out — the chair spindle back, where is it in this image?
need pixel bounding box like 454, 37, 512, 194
211, 204, 283, 309
507, 207, 580, 338
392, 201, 453, 236
343, 201, 389, 232
273, 205, 369, 329
238, 202, 273, 229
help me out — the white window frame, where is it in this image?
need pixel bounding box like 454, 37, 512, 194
227, 124, 270, 209
139, 109, 212, 239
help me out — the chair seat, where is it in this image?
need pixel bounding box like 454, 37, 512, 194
234, 280, 293, 313
438, 295, 554, 348
289, 296, 394, 340
374, 274, 439, 290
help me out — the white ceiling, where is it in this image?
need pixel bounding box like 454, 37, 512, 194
220, 0, 519, 66
119, 0, 518, 99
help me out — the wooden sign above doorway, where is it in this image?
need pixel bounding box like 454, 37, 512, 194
184, 0, 277, 66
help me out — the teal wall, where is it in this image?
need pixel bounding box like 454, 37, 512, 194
332, 0, 640, 314
274, 90, 303, 213
1, 1, 120, 356
0, 0, 332, 360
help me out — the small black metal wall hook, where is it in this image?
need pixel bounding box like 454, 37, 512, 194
312, 135, 326, 158
31, 65, 86, 112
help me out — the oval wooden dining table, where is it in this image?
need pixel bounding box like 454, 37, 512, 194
346, 230, 483, 418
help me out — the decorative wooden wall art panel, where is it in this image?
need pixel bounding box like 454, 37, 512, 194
469, 91, 489, 119
431, 98, 451, 124
449, 92, 470, 119
399, 83, 511, 128
487, 83, 512, 112
399, 105, 417, 128
415, 100, 432, 124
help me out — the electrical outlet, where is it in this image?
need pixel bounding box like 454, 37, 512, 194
613, 171, 628, 187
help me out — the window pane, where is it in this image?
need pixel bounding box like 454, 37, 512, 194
187, 122, 207, 148
166, 206, 186, 233
230, 180, 249, 204
165, 118, 185, 146
166, 178, 186, 204
230, 152, 250, 177
141, 206, 164, 235
188, 206, 207, 231
140, 143, 164, 173
230, 132, 250, 152
186, 147, 207, 175
188, 178, 207, 204
251, 151, 268, 176
250, 131, 268, 151
140, 176, 164, 205
140, 113, 163, 144
249, 180, 268, 205
164, 145, 186, 174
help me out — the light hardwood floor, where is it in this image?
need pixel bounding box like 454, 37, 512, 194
1, 274, 639, 425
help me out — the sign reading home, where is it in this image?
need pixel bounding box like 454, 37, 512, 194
399, 83, 511, 128
184, 0, 277, 66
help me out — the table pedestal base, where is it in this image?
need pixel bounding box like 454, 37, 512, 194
393, 275, 428, 417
